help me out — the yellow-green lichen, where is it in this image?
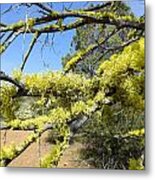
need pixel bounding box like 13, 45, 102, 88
0, 44, 6, 54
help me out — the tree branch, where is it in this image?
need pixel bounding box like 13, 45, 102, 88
20, 32, 40, 71
0, 31, 21, 54
103, 35, 142, 55
0, 9, 144, 34
82, 2, 112, 11
0, 71, 25, 90
33, 3, 53, 14
64, 27, 121, 73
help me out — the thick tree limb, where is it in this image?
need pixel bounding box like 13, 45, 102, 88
0, 71, 25, 90
0, 23, 7, 27
0, 9, 144, 34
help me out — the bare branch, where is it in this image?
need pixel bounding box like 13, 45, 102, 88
33, 3, 53, 14
103, 35, 142, 55
2, 32, 14, 43
0, 31, 21, 54
1, 4, 19, 15
0, 33, 5, 39
82, 2, 112, 11
20, 32, 40, 71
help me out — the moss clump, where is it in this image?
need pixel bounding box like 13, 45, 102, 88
50, 11, 59, 18
27, 18, 36, 28
0, 44, 6, 54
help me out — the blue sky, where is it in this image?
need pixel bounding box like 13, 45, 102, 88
0, 1, 145, 74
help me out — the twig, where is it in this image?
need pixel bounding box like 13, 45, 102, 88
82, 2, 112, 11
1, 31, 21, 54
33, 3, 53, 14
103, 36, 142, 55
20, 32, 40, 71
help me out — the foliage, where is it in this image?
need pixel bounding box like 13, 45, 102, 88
0, 38, 144, 168
129, 158, 144, 170
62, 1, 138, 76
0, 1, 145, 169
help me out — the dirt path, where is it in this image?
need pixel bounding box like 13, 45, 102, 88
0, 130, 52, 167
57, 142, 92, 168
0, 130, 92, 168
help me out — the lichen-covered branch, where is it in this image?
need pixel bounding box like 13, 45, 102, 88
0, 71, 25, 90
64, 27, 121, 72
0, 8, 144, 34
